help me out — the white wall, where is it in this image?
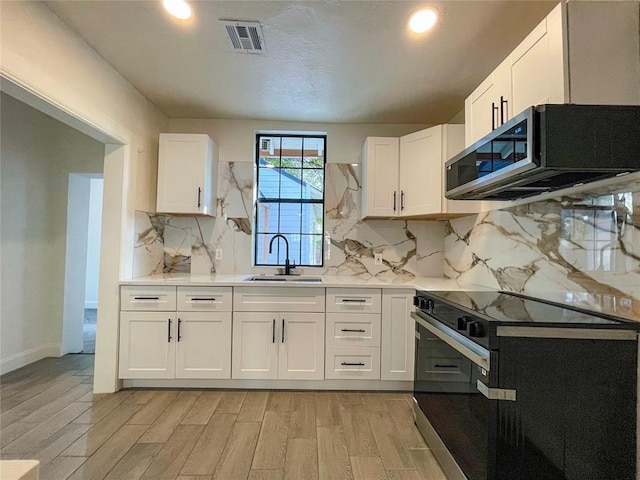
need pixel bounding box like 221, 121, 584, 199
169, 118, 430, 165
0, 93, 104, 373
85, 178, 103, 309
1, 1, 167, 390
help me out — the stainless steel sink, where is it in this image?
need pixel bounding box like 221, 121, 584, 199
243, 275, 322, 283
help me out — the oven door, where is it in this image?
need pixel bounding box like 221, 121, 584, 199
412, 312, 497, 480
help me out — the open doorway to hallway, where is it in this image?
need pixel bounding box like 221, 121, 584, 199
62, 174, 103, 355
83, 177, 103, 353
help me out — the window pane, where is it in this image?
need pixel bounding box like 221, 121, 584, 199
279, 203, 302, 234
256, 202, 279, 233
303, 137, 325, 167
258, 136, 281, 167
280, 168, 302, 199
302, 169, 324, 199
282, 137, 303, 157
300, 234, 323, 266
257, 168, 281, 199
301, 203, 323, 234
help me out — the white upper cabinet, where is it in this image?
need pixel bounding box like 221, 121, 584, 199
156, 133, 218, 216
360, 137, 400, 218
399, 127, 443, 216
465, 57, 512, 146
465, 2, 640, 147
361, 126, 478, 219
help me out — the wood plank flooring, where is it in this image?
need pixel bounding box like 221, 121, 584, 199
0, 355, 447, 480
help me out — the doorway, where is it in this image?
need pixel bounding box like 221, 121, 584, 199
62, 174, 103, 355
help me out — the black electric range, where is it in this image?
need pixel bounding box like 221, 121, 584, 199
411, 289, 640, 480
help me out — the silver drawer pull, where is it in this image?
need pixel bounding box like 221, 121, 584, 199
191, 297, 215, 301
341, 299, 366, 303
134, 296, 160, 300
341, 329, 366, 333
341, 362, 365, 366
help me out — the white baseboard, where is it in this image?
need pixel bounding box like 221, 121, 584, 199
123, 378, 413, 391
84, 301, 98, 309
0, 344, 62, 375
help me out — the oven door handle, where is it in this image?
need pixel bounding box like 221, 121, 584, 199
411, 312, 490, 372
477, 380, 517, 401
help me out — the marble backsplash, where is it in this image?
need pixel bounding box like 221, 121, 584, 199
132, 161, 445, 280
444, 191, 640, 321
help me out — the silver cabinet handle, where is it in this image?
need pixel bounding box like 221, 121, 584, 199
341, 362, 365, 366
341, 329, 366, 333
134, 296, 159, 300
191, 297, 215, 301
342, 299, 366, 303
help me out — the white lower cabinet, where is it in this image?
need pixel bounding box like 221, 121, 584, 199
381, 289, 415, 381
119, 312, 176, 379
325, 346, 381, 379
119, 286, 232, 380
120, 285, 417, 386
232, 312, 325, 380
175, 312, 232, 379
325, 288, 382, 379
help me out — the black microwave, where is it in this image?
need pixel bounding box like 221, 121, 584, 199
445, 104, 640, 201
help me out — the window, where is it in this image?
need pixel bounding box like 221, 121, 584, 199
254, 134, 326, 267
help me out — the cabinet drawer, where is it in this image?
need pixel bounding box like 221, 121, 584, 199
233, 287, 325, 312
325, 346, 380, 379
326, 313, 381, 347
177, 286, 232, 312
121, 286, 176, 311
326, 288, 381, 313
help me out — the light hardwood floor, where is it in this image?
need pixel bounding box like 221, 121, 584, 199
0, 355, 447, 480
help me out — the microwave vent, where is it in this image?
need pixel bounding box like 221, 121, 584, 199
221, 20, 267, 54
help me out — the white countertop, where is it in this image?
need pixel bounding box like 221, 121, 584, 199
120, 273, 493, 292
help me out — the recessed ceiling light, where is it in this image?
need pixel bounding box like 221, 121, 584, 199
163, 0, 192, 20
409, 8, 438, 33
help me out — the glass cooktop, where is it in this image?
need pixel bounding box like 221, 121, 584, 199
426, 290, 634, 326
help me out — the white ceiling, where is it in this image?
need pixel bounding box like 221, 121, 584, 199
45, 0, 558, 124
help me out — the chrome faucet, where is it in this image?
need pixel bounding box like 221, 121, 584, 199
268, 234, 295, 275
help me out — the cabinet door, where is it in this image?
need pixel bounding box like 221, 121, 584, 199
175, 312, 231, 379
465, 58, 512, 148
157, 133, 214, 215
399, 126, 443, 216
361, 137, 400, 218
232, 312, 278, 379
279, 313, 325, 380
381, 289, 415, 381
119, 312, 175, 379
510, 4, 566, 117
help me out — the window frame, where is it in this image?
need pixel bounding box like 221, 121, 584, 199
253, 133, 327, 268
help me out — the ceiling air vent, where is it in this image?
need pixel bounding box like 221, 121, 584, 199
221, 20, 267, 54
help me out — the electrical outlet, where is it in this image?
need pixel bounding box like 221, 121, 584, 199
374, 253, 383, 265
215, 248, 223, 260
